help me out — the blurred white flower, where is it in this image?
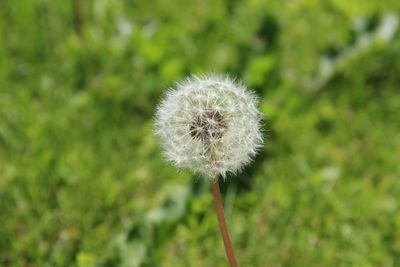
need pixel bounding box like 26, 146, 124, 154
154, 74, 263, 178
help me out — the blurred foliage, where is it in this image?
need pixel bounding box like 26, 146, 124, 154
1, 0, 400, 266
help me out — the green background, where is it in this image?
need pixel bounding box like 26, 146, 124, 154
1, 0, 400, 266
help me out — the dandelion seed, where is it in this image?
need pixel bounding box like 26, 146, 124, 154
154, 74, 263, 179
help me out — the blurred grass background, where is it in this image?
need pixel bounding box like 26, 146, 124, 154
1, 0, 400, 266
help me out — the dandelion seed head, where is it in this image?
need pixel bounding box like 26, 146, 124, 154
154, 74, 263, 179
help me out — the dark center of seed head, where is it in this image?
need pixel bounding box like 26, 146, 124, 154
190, 109, 228, 142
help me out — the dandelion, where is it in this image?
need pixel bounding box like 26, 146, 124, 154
154, 74, 263, 267
155, 74, 263, 178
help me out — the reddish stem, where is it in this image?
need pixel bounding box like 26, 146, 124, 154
211, 178, 239, 267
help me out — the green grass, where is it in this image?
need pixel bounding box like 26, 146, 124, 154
1, 1, 400, 266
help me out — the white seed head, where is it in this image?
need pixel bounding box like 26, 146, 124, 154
154, 74, 263, 179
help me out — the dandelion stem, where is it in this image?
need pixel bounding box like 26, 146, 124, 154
211, 178, 239, 267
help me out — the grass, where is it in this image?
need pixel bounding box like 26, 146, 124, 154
1, 1, 400, 266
